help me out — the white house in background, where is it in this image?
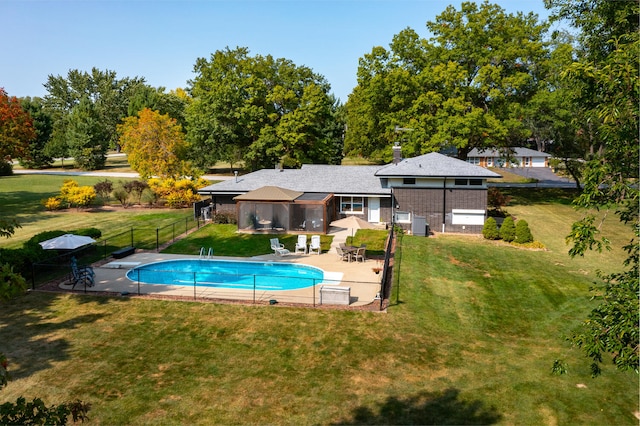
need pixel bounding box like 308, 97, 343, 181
467, 147, 551, 168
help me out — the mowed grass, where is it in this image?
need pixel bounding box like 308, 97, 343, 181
0, 185, 637, 424
0, 175, 197, 249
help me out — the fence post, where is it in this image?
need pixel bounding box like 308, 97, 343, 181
103, 240, 107, 259
172, 223, 175, 242
130, 227, 134, 247
185, 217, 188, 235
313, 279, 316, 307
253, 275, 256, 304
156, 228, 160, 252
193, 272, 197, 300
137, 268, 141, 295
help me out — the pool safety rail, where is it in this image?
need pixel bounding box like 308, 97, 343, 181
122, 267, 381, 307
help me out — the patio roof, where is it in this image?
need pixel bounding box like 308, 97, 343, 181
233, 186, 304, 201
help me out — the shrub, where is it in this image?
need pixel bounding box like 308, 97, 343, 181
58, 179, 96, 209
515, 219, 534, 243
112, 188, 130, 207
43, 197, 62, 211
482, 217, 500, 240
75, 228, 102, 239
212, 212, 237, 224
0, 160, 13, 176
0, 396, 90, 425
499, 216, 516, 242
0, 264, 27, 301
93, 180, 113, 204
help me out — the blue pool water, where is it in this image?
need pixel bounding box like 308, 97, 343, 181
126, 259, 324, 291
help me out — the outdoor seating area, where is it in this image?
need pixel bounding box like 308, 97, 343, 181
338, 243, 366, 263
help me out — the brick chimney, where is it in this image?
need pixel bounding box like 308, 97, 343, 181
392, 142, 402, 164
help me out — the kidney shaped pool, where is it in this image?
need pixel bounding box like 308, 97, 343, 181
126, 259, 324, 291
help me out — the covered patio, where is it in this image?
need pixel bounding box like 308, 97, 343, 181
234, 186, 335, 234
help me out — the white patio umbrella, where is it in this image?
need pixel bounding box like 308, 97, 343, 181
330, 216, 375, 230
330, 216, 375, 239
39, 234, 96, 250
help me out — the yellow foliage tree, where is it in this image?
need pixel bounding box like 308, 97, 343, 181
118, 108, 193, 179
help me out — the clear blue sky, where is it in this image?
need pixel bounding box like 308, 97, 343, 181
1, 1, 556, 103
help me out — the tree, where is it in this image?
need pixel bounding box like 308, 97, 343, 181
118, 108, 193, 179
19, 97, 53, 169
482, 217, 500, 240
127, 86, 189, 130
344, 2, 549, 161
546, 0, 639, 376
65, 97, 107, 170
499, 216, 516, 242
515, 219, 533, 243
44, 68, 145, 169
186, 47, 343, 171
0, 88, 36, 168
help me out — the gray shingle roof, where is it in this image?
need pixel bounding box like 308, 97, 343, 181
375, 152, 501, 178
198, 153, 500, 195
199, 165, 389, 195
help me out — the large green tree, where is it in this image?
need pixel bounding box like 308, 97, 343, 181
547, 0, 639, 376
345, 1, 549, 162
127, 86, 189, 130
43, 68, 145, 169
186, 47, 343, 171
19, 97, 54, 169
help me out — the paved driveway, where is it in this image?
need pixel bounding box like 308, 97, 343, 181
491, 167, 578, 188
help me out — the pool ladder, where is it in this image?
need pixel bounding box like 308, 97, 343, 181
199, 247, 214, 259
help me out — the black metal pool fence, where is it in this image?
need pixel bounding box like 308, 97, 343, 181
31, 215, 203, 287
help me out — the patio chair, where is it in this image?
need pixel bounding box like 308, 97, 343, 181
336, 246, 351, 262
308, 235, 321, 255
270, 238, 290, 256
70, 257, 95, 289
353, 246, 366, 263
295, 235, 307, 254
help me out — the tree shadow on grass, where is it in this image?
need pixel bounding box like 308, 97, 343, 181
0, 292, 111, 381
333, 388, 502, 425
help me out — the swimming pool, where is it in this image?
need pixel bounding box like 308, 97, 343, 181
126, 259, 325, 291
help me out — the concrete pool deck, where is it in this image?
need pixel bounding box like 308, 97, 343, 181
59, 250, 384, 307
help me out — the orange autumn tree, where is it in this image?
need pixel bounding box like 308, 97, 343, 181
0, 88, 36, 164
118, 108, 192, 179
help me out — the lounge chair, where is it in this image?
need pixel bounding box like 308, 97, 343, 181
295, 235, 307, 254
70, 257, 95, 289
308, 235, 321, 255
270, 238, 290, 256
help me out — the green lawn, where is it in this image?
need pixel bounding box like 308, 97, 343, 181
0, 183, 637, 424
0, 175, 197, 250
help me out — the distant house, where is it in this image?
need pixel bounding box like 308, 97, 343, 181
467, 147, 551, 168
198, 147, 501, 235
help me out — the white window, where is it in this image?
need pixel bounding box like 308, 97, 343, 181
340, 196, 363, 213
451, 209, 485, 225
395, 211, 411, 223
467, 157, 480, 165
486, 158, 493, 167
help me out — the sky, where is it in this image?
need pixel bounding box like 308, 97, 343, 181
1, 0, 557, 103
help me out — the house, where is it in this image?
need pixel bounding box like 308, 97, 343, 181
198, 147, 501, 235
467, 147, 551, 168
